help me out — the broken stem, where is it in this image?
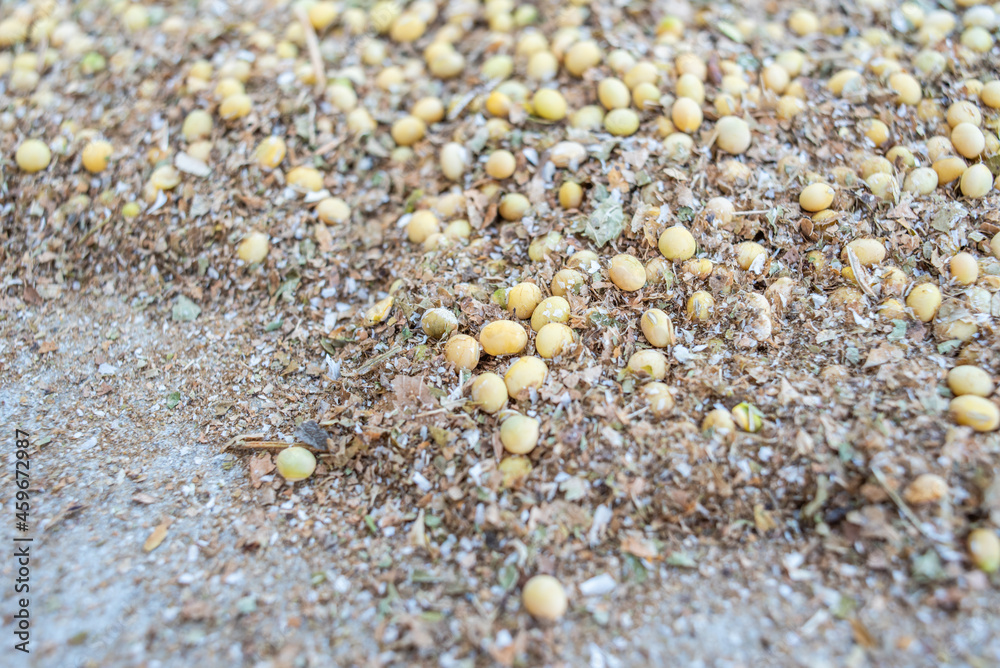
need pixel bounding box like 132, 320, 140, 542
872, 467, 952, 548
295, 5, 326, 97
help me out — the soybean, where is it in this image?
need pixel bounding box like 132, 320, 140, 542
640, 309, 676, 347
238, 232, 270, 263
276, 447, 317, 482
507, 282, 543, 319
950, 395, 1000, 432
480, 320, 529, 356
799, 182, 835, 212
81, 140, 113, 173
505, 356, 548, 398
687, 291, 715, 321
658, 225, 696, 261
627, 349, 668, 380
947, 366, 994, 398
530, 296, 571, 332
535, 322, 575, 359
471, 373, 508, 413
906, 283, 941, 322
500, 413, 540, 454
15, 139, 51, 172
521, 575, 567, 620
642, 382, 675, 417
445, 334, 481, 370
608, 254, 646, 291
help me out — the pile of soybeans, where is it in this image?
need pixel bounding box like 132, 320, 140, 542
3, 0, 1000, 652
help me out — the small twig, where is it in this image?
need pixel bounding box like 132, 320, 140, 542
295, 5, 326, 97
224, 438, 323, 453
77, 217, 111, 245
306, 101, 317, 145
412, 407, 448, 418
41, 503, 87, 534
223, 432, 265, 448
736, 209, 773, 215
35, 32, 48, 75
872, 467, 951, 547
312, 136, 345, 157
412, 402, 466, 418
340, 345, 403, 378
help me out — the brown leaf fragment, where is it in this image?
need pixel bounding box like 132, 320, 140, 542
315, 223, 334, 253
248, 453, 275, 488
863, 343, 904, 368
464, 188, 488, 229
886, 201, 917, 220
482, 202, 498, 228
754, 504, 777, 532
777, 378, 802, 405
132, 493, 156, 505
180, 600, 213, 621
392, 374, 437, 412
23, 286, 41, 305
662, 167, 688, 181
396, 615, 434, 650
37, 340, 58, 354
608, 166, 629, 193
621, 148, 649, 170
143, 519, 172, 553
902, 473, 947, 505
621, 532, 659, 560
488, 639, 517, 666
408, 509, 428, 551
799, 217, 817, 241
327, 435, 373, 468
850, 617, 877, 649
234, 193, 266, 210
794, 429, 815, 456
491, 430, 504, 463
488, 629, 528, 666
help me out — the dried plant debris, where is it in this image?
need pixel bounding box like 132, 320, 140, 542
2, 0, 1000, 665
